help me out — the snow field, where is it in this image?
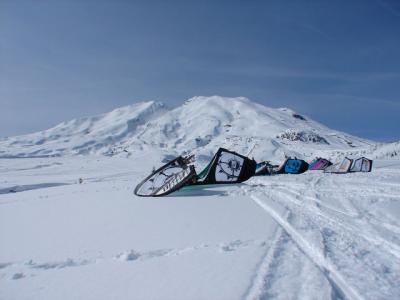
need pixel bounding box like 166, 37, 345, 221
1, 156, 278, 300
1, 156, 399, 299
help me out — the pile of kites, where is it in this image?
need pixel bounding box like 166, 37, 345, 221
135, 148, 373, 197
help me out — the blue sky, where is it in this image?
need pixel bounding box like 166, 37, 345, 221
1, 0, 399, 141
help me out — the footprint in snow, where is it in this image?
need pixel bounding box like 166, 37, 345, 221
115, 250, 141, 261
219, 239, 266, 252
219, 240, 243, 252
12, 273, 24, 280
27, 258, 90, 270
144, 249, 173, 259
0, 262, 12, 269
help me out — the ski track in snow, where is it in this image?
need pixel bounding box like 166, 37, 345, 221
250, 194, 363, 300
236, 169, 400, 300
271, 186, 400, 260
242, 220, 286, 300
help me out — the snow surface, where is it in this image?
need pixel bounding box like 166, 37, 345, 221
1, 155, 399, 300
1, 96, 400, 299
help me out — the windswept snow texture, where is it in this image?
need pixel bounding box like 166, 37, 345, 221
0, 96, 375, 161
1, 155, 400, 300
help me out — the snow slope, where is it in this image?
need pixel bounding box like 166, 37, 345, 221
0, 96, 376, 163
0, 101, 167, 157
0, 155, 399, 299
129, 96, 375, 164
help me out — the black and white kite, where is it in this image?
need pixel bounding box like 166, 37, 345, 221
134, 148, 256, 196
194, 148, 256, 185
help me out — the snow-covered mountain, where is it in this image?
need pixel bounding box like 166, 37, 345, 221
125, 96, 374, 162
0, 101, 167, 157
1, 96, 395, 162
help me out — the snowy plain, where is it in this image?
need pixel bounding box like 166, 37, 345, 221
1, 97, 400, 300
1, 155, 400, 300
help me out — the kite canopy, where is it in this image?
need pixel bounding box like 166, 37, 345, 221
134, 156, 196, 197
276, 158, 309, 174
194, 148, 256, 184
350, 157, 373, 172
324, 157, 353, 174
134, 148, 256, 197
308, 157, 332, 170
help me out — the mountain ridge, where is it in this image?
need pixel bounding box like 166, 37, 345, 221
0, 96, 397, 161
